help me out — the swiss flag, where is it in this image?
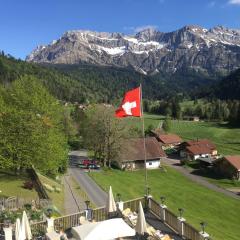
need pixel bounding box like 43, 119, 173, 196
115, 87, 141, 118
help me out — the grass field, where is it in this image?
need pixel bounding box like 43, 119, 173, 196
0, 171, 38, 201
170, 120, 240, 155
37, 172, 64, 214
123, 113, 164, 130
125, 113, 240, 155
89, 168, 240, 240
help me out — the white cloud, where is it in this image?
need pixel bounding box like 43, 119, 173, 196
134, 25, 158, 33
228, 0, 240, 5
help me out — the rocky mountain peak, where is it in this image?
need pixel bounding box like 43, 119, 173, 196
26, 25, 240, 76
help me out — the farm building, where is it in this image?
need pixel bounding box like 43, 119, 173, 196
154, 133, 183, 150
180, 139, 218, 161
215, 155, 240, 180
115, 137, 166, 170
183, 116, 200, 121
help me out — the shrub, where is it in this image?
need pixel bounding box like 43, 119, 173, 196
23, 181, 34, 190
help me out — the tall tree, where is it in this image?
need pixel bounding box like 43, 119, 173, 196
0, 76, 68, 176
82, 104, 132, 167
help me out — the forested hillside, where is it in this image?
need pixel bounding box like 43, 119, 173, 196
214, 68, 240, 100
0, 52, 217, 103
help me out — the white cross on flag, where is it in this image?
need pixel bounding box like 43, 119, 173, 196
115, 87, 141, 118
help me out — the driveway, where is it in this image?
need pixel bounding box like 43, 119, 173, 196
161, 157, 240, 200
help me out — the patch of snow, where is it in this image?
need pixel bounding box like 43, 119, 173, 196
124, 37, 139, 44
186, 43, 193, 49
138, 68, 147, 75
133, 50, 149, 55
88, 33, 118, 41
97, 46, 126, 55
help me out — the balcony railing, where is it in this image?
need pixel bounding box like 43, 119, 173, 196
29, 196, 205, 240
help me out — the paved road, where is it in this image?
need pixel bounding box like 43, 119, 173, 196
63, 173, 86, 214
69, 167, 107, 207
162, 157, 240, 200
68, 149, 107, 207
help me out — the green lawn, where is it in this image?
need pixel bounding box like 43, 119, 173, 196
89, 168, 240, 240
0, 171, 38, 201
170, 120, 240, 155
123, 113, 164, 131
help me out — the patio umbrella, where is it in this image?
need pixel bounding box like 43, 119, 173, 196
15, 218, 21, 240
21, 211, 32, 240
135, 201, 147, 235
106, 186, 117, 213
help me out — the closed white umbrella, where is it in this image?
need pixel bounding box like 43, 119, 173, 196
106, 186, 117, 213
135, 201, 147, 235
15, 218, 21, 240
21, 211, 32, 240
20, 213, 26, 240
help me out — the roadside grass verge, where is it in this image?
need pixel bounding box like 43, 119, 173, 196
0, 171, 38, 201
37, 172, 64, 214
89, 167, 240, 240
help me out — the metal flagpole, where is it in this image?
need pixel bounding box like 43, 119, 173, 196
140, 84, 148, 195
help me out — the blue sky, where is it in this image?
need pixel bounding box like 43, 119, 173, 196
0, 0, 240, 59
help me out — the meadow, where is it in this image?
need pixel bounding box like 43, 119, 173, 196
89, 168, 240, 240
125, 113, 240, 155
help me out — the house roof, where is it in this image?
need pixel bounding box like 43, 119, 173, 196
224, 155, 240, 171
157, 134, 182, 144
186, 145, 212, 155
186, 139, 216, 150
119, 137, 166, 162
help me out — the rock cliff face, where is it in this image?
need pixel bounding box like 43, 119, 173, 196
26, 25, 240, 75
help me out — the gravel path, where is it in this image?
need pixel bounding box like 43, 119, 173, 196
161, 157, 240, 200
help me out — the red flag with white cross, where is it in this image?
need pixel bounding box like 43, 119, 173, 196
115, 87, 141, 118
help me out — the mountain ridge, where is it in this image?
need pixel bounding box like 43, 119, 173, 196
26, 25, 240, 76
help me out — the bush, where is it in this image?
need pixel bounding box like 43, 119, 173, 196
23, 181, 34, 190
24, 203, 32, 210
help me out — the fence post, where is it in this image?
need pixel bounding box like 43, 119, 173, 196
46, 218, 54, 233
177, 217, 186, 236
199, 231, 210, 240
160, 204, 167, 222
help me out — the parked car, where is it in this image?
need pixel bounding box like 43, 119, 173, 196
87, 164, 100, 170
82, 159, 96, 166
77, 163, 90, 169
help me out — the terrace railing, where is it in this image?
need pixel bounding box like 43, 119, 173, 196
31, 221, 47, 238
30, 197, 206, 240
183, 221, 201, 240
123, 197, 145, 212
164, 208, 179, 233
148, 198, 202, 240
54, 211, 86, 232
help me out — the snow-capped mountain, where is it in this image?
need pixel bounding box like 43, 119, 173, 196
26, 25, 240, 75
